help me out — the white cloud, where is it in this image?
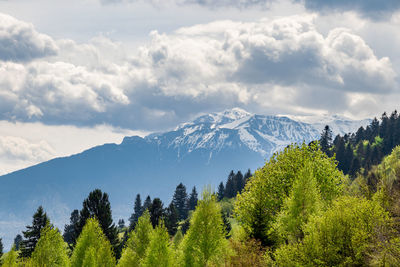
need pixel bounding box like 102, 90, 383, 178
0, 13, 397, 130
0, 13, 58, 62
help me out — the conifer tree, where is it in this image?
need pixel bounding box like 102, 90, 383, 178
181, 189, 227, 266
71, 218, 116, 267
225, 171, 236, 198
118, 219, 125, 230
129, 194, 143, 230
63, 209, 80, 248
0, 237, 3, 259
217, 182, 225, 201
142, 221, 173, 267
320, 125, 332, 155
234, 171, 244, 193
31, 224, 70, 267
14, 234, 22, 251
143, 195, 152, 212
188, 186, 198, 211
149, 198, 165, 228
172, 183, 189, 220
244, 169, 252, 185
118, 210, 153, 267
77, 189, 118, 251
165, 203, 179, 236
20, 206, 49, 258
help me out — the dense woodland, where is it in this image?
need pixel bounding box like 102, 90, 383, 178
2, 111, 400, 266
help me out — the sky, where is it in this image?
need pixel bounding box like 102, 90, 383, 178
0, 0, 399, 174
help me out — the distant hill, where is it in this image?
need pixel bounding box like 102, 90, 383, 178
0, 108, 369, 248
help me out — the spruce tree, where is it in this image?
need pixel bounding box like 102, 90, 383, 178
129, 194, 143, 230
172, 183, 189, 220
234, 171, 244, 193
20, 206, 49, 258
14, 234, 22, 251
63, 209, 80, 248
143, 195, 152, 212
165, 203, 179, 236
77, 189, 118, 251
149, 198, 165, 228
0, 237, 3, 259
217, 182, 225, 201
320, 125, 333, 155
225, 171, 236, 198
188, 186, 198, 211
118, 219, 125, 230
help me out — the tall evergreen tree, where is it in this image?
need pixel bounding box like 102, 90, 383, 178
149, 198, 165, 228
14, 234, 23, 251
172, 183, 189, 220
118, 219, 125, 229
225, 170, 236, 198
63, 209, 80, 248
143, 195, 152, 212
244, 169, 252, 185
188, 186, 198, 211
320, 125, 333, 155
20, 206, 49, 258
165, 203, 179, 236
129, 194, 143, 230
217, 182, 225, 201
77, 189, 118, 251
0, 237, 3, 259
234, 171, 244, 193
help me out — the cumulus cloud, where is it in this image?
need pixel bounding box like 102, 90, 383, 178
0, 13, 397, 130
297, 0, 400, 20
0, 13, 58, 62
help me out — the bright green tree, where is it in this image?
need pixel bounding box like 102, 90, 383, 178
235, 143, 343, 245
274, 196, 391, 266
1, 246, 19, 267
180, 189, 227, 266
117, 210, 153, 267
30, 224, 70, 267
71, 218, 116, 267
142, 221, 173, 267
271, 162, 323, 244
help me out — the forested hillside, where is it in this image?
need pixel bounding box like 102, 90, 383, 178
2, 112, 400, 266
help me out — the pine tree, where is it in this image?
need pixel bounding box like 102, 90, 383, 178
143, 195, 152, 212
0, 237, 3, 259
118, 210, 153, 267
181, 189, 227, 266
217, 182, 225, 201
77, 189, 118, 251
320, 125, 333, 155
71, 218, 116, 267
14, 234, 22, 251
234, 171, 244, 193
129, 194, 143, 230
165, 203, 179, 236
118, 219, 125, 230
31, 224, 70, 267
149, 198, 165, 228
142, 221, 173, 267
188, 186, 198, 211
225, 171, 236, 198
172, 183, 189, 220
20, 206, 49, 258
63, 209, 80, 248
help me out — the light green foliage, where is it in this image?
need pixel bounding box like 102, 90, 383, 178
180, 189, 228, 267
30, 225, 70, 267
274, 196, 391, 266
235, 143, 343, 245
173, 229, 183, 248
117, 210, 153, 267
272, 162, 322, 243
142, 222, 173, 267
1, 246, 19, 267
70, 218, 116, 267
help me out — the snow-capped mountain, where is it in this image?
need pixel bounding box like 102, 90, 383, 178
0, 108, 369, 248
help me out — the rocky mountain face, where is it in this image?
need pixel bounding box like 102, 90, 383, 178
0, 108, 369, 247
